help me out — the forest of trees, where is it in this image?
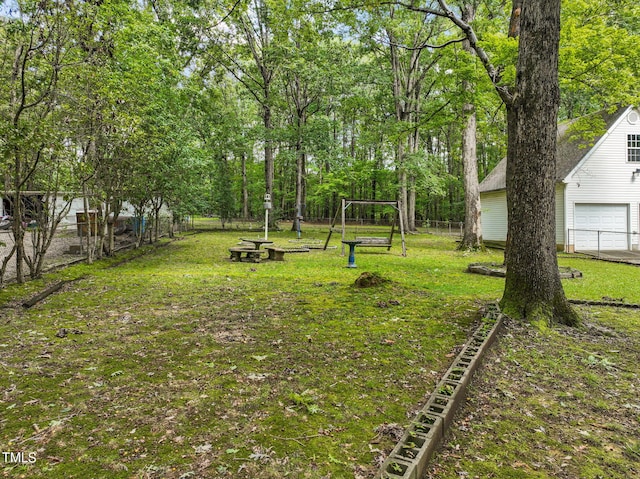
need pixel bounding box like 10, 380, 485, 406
1, 0, 639, 284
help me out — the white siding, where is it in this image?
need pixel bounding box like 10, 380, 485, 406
54, 197, 172, 225
55, 197, 85, 225
480, 191, 508, 242
480, 185, 566, 247
555, 183, 566, 247
564, 109, 640, 251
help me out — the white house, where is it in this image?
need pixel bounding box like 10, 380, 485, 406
479, 106, 640, 252
2, 193, 169, 229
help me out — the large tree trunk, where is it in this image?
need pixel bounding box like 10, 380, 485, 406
289, 70, 308, 234
407, 129, 419, 232
82, 185, 94, 264
10, 45, 25, 284
459, 104, 483, 249
500, 0, 578, 326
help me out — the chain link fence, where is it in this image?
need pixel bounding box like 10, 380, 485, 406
421, 220, 464, 237
567, 228, 640, 258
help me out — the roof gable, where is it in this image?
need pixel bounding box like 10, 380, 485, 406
479, 106, 634, 193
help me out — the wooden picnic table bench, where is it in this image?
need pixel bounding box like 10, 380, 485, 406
229, 247, 266, 263
265, 246, 286, 261
263, 245, 310, 261
230, 239, 310, 263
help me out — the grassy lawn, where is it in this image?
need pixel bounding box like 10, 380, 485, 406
1, 224, 639, 478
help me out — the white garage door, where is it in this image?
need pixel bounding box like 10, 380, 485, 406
574, 204, 628, 250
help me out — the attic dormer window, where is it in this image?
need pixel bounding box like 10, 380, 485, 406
629, 134, 640, 162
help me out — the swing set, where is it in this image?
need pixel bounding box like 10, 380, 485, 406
323, 198, 407, 256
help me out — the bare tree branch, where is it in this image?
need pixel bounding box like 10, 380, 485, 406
397, 0, 514, 104
378, 36, 466, 51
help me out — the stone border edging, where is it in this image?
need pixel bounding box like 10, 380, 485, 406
568, 298, 640, 309
375, 303, 504, 479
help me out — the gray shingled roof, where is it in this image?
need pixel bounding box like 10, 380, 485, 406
479, 106, 629, 193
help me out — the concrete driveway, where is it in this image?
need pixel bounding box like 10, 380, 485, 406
578, 250, 640, 265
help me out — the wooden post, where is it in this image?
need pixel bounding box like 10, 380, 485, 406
341, 198, 346, 256
398, 200, 407, 257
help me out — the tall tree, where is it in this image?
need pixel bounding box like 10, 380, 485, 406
212, 0, 279, 208
382, 6, 444, 231
457, 2, 483, 250
559, 0, 640, 117
410, 0, 579, 325
278, 3, 337, 231
500, 0, 577, 324
1, 0, 71, 282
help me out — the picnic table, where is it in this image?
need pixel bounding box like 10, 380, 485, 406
229, 238, 274, 263
240, 238, 274, 250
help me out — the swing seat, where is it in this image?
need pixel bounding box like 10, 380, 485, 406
355, 236, 392, 247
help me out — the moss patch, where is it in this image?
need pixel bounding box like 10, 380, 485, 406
353, 271, 390, 288
0, 228, 503, 478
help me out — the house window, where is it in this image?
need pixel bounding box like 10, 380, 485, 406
629, 134, 640, 162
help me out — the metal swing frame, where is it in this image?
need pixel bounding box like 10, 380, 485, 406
323, 198, 407, 256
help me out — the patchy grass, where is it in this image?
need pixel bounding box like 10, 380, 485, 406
0, 228, 502, 478
1, 226, 639, 478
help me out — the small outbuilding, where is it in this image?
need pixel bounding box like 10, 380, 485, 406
480, 106, 640, 253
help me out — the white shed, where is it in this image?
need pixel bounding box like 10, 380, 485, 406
479, 106, 640, 253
